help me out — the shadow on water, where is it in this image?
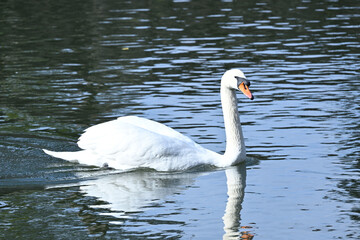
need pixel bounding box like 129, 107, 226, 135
43, 164, 248, 239
1, 160, 248, 239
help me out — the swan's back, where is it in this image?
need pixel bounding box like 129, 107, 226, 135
80, 116, 193, 148
78, 116, 194, 153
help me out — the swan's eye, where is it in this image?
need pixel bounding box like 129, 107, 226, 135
243, 79, 251, 87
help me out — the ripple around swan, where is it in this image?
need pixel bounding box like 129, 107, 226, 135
0, 0, 359, 239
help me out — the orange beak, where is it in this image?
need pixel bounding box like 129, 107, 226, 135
238, 82, 254, 100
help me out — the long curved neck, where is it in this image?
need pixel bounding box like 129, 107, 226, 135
221, 84, 246, 165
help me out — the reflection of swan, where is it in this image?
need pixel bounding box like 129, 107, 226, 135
77, 165, 246, 237
79, 170, 200, 217
223, 165, 247, 240
44, 69, 254, 171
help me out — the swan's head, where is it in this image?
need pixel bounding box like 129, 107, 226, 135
222, 69, 254, 100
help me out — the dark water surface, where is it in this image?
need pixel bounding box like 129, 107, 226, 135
1, 0, 359, 239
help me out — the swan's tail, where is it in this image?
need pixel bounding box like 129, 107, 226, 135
43, 149, 108, 169
43, 149, 84, 162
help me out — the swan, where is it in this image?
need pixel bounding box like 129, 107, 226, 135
43, 69, 254, 171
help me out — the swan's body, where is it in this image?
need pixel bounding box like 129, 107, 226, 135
44, 69, 253, 171
45, 116, 219, 171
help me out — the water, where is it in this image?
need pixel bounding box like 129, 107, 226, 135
0, 0, 359, 239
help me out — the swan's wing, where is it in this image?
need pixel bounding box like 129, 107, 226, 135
77, 116, 201, 169
116, 116, 194, 143
78, 116, 194, 151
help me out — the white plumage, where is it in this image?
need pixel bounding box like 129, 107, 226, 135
44, 69, 254, 171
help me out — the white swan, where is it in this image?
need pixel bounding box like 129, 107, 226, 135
44, 69, 254, 171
